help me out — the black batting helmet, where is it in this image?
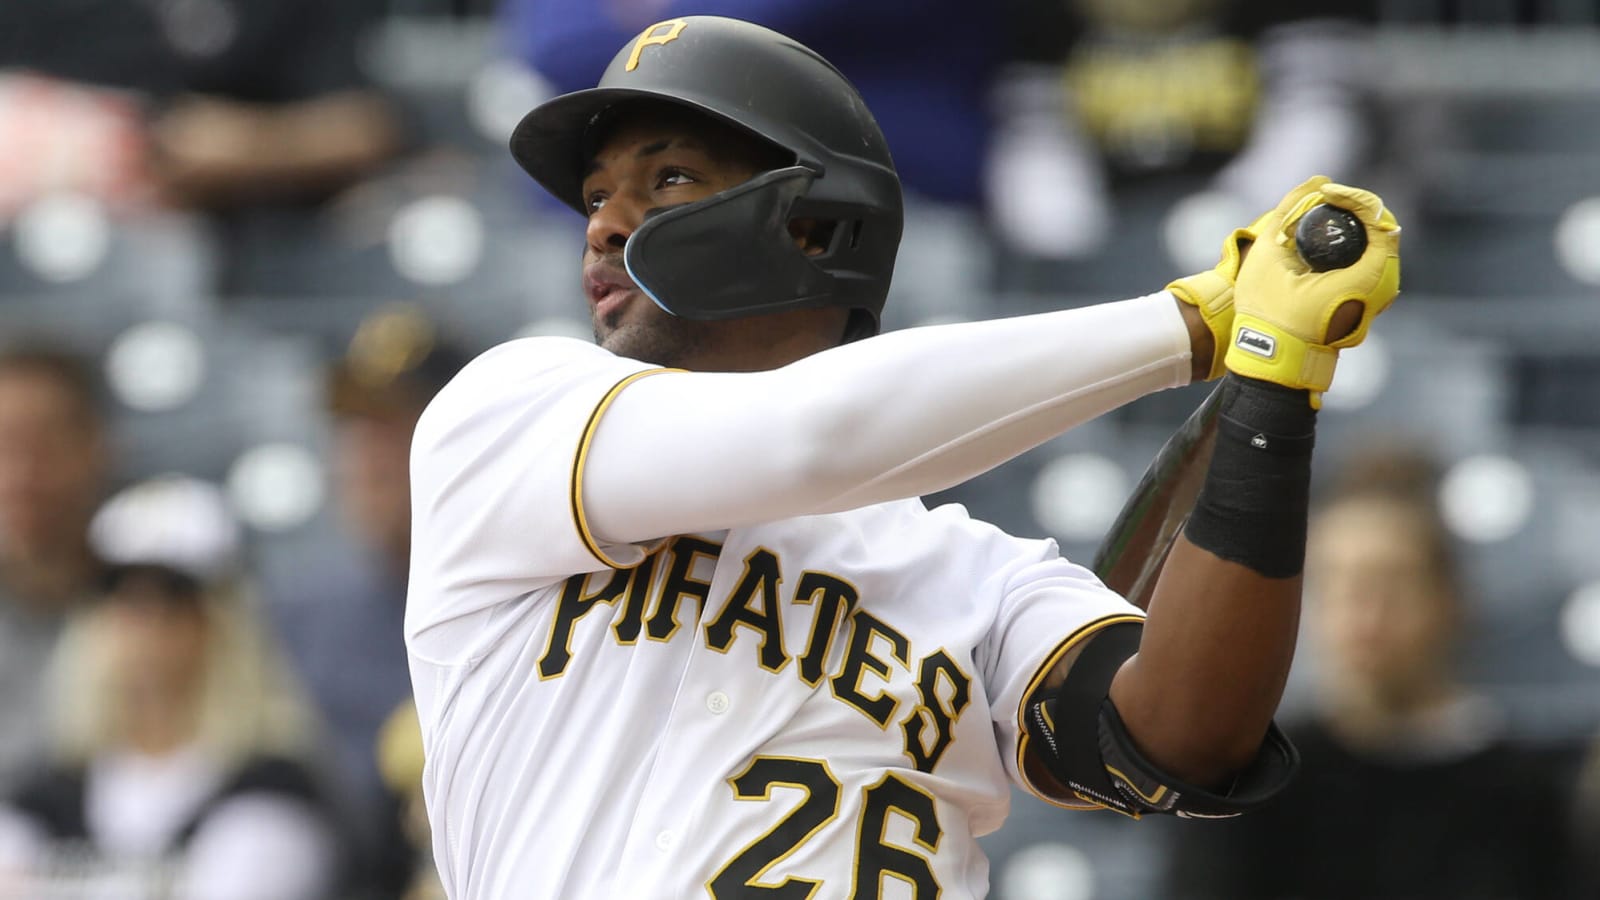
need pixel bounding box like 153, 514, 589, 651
510, 16, 903, 340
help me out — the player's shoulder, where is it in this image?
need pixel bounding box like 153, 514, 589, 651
931, 501, 1125, 603
450, 335, 613, 386
838, 500, 1095, 606
870, 499, 1064, 567
927, 500, 1056, 549
414, 336, 625, 435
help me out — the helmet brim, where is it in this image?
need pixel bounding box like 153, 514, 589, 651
510, 87, 782, 218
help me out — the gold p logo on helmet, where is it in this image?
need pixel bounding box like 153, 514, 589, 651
625, 18, 689, 71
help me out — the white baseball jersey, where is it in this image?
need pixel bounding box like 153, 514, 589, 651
406, 337, 1148, 900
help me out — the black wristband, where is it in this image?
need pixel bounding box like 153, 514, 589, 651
1183, 376, 1316, 578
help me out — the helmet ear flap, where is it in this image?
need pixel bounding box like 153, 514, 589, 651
625, 167, 837, 321
842, 308, 879, 343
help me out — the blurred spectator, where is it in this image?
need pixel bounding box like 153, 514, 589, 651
1158, 445, 1579, 900
0, 0, 401, 216
992, 0, 1380, 264
502, 0, 1001, 207
0, 345, 109, 786
266, 305, 471, 897
0, 475, 339, 900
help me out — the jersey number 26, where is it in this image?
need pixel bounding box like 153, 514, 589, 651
708, 755, 942, 897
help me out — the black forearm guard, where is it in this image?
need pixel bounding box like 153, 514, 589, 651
1093, 700, 1299, 818
1022, 622, 1299, 818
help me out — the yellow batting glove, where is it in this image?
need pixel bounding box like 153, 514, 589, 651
1226, 176, 1402, 407
1165, 207, 1274, 381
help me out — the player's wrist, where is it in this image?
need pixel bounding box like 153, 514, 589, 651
1170, 290, 1222, 383
1217, 374, 1317, 439
1222, 314, 1339, 406
1165, 277, 1232, 382
1183, 374, 1316, 578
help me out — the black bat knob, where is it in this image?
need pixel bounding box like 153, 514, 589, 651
1294, 204, 1367, 272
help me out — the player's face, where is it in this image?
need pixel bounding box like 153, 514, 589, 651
1306, 498, 1457, 697
578, 114, 764, 365
576, 110, 845, 371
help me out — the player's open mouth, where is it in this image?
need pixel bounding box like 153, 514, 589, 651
594, 287, 636, 322
584, 263, 641, 322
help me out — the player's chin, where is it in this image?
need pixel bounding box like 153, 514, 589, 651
591, 304, 634, 348
600, 317, 707, 368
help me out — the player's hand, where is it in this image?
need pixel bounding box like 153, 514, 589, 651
1165, 207, 1269, 382
1227, 175, 1401, 408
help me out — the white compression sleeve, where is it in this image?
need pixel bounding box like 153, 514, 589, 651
584, 291, 1194, 546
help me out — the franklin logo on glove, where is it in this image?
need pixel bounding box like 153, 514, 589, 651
1235, 327, 1277, 358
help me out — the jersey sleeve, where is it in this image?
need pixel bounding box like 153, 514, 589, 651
979, 547, 1144, 808
405, 337, 670, 656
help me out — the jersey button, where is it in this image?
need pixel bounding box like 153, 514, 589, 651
706, 691, 730, 715
655, 830, 675, 851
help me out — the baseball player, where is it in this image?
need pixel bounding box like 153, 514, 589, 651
405, 16, 1400, 899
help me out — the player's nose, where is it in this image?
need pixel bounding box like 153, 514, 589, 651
585, 194, 641, 256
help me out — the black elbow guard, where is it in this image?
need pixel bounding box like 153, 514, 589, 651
1022, 623, 1299, 818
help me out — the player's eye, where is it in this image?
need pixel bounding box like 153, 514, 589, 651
656, 168, 696, 189
585, 192, 608, 214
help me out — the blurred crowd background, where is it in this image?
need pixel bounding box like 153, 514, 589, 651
0, 0, 1598, 897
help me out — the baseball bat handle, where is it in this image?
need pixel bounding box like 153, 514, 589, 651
1091, 388, 1224, 607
